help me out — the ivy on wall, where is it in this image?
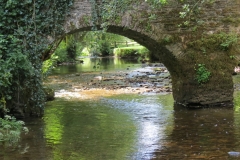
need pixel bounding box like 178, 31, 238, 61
89, 0, 218, 33
0, 0, 73, 117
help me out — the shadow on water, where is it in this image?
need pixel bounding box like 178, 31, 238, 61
153, 106, 236, 159
152, 90, 240, 159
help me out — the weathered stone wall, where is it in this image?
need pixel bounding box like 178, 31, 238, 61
65, 0, 240, 41
62, 0, 240, 107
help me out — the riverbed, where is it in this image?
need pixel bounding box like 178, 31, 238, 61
1, 57, 240, 160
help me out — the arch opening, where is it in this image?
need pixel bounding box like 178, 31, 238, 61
44, 26, 176, 100
63, 25, 180, 74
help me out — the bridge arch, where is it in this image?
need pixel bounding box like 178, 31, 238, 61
66, 25, 180, 73
54, 0, 240, 107
63, 24, 185, 103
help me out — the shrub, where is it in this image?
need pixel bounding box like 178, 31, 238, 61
114, 46, 149, 58
99, 41, 112, 56
0, 115, 28, 146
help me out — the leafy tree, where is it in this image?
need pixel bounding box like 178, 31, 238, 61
82, 31, 134, 56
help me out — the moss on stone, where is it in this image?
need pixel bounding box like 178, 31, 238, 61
222, 17, 240, 26
187, 32, 239, 55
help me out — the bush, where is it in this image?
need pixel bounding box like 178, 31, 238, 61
53, 42, 68, 63
42, 54, 58, 78
0, 115, 28, 146
114, 46, 149, 58
99, 41, 112, 56
66, 43, 77, 60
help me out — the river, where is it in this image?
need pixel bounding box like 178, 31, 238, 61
1, 57, 240, 160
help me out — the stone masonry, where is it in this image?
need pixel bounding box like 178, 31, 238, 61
61, 0, 240, 107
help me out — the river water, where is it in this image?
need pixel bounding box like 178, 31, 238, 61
1, 57, 240, 160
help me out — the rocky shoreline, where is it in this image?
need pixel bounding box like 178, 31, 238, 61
44, 63, 240, 100
44, 63, 172, 100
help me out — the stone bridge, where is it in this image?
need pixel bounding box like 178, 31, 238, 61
55, 0, 240, 107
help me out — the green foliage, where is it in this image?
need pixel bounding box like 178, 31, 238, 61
220, 34, 238, 51
53, 41, 69, 62
97, 0, 131, 30
0, 97, 7, 114
81, 48, 90, 56
148, 14, 157, 20
0, 0, 73, 116
114, 48, 138, 58
188, 32, 239, 52
195, 64, 211, 84
42, 54, 58, 78
0, 36, 35, 113
178, 0, 216, 29
86, 32, 112, 56
64, 33, 87, 60
90, 0, 219, 33
0, 115, 28, 145
66, 42, 77, 60
161, 35, 174, 44
229, 55, 236, 60
138, 47, 149, 55
114, 46, 149, 58
45, 32, 129, 70
144, 0, 167, 8
99, 41, 111, 56
82, 31, 131, 56
90, 0, 167, 30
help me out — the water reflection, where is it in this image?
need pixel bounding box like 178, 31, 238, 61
154, 105, 238, 159
1, 92, 240, 159
43, 99, 137, 160
2, 59, 240, 159
44, 105, 64, 145
53, 57, 141, 75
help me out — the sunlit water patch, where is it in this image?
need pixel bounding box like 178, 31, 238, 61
100, 94, 174, 159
